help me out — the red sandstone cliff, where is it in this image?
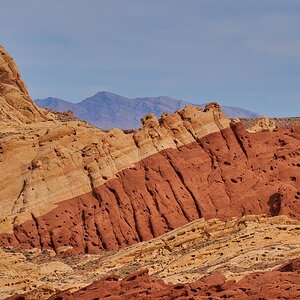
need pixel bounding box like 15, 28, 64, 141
0, 101, 299, 254
0, 44, 300, 253
0, 45, 300, 300
0, 45, 299, 255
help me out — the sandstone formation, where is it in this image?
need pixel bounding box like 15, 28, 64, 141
46, 269, 300, 300
279, 257, 300, 272
1, 95, 300, 254
0, 45, 48, 126
1, 215, 300, 299
247, 116, 276, 132
241, 116, 300, 129
203, 101, 222, 113
90, 215, 300, 283
2, 46, 299, 255
0, 109, 299, 253
1, 45, 300, 300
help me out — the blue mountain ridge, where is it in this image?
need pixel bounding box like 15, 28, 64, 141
35, 91, 260, 130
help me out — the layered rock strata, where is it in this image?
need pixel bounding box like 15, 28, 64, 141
247, 116, 276, 132
0, 45, 48, 125
0, 114, 299, 253
1, 46, 299, 254
45, 269, 300, 300
89, 215, 300, 283
1, 215, 300, 299
0, 107, 300, 253
1, 44, 300, 300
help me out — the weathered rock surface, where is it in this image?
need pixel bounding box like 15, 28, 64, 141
0, 103, 233, 251
1, 44, 300, 300
0, 45, 300, 255
247, 116, 276, 132
90, 215, 300, 283
0, 119, 299, 253
1, 215, 300, 299
45, 269, 300, 300
279, 257, 300, 272
0, 45, 48, 125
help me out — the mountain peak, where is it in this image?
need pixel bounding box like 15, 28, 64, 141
95, 91, 117, 96
36, 92, 260, 130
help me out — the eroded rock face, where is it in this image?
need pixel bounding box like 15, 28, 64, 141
89, 215, 300, 283
279, 258, 300, 272
1, 46, 299, 255
247, 116, 276, 132
0, 45, 48, 125
48, 270, 300, 300
8, 268, 300, 300
1, 44, 300, 300
1, 215, 300, 299
0, 119, 299, 253
203, 101, 221, 113
0, 103, 233, 251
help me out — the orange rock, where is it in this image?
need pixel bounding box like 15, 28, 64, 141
0, 45, 48, 125
23, 269, 298, 300
0, 45, 299, 256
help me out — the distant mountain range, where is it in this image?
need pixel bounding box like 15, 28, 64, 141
35, 91, 260, 129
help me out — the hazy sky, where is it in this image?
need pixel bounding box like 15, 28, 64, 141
1, 0, 300, 116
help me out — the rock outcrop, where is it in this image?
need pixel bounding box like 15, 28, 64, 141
247, 116, 276, 132
1, 44, 300, 300
1, 45, 299, 255
1, 215, 300, 299
0, 101, 299, 253
0, 45, 48, 125
203, 101, 222, 113
45, 269, 300, 300
90, 215, 300, 283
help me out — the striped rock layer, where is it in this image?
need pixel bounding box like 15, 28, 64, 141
0, 108, 299, 253
0, 45, 299, 255
2, 215, 300, 299
0, 45, 48, 125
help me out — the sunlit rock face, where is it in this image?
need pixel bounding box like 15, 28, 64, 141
0, 45, 48, 126
0, 45, 300, 255
1, 44, 300, 300
0, 97, 299, 254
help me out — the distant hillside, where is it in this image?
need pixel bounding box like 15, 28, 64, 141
35, 91, 260, 129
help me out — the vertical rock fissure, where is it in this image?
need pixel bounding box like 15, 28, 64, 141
11, 180, 27, 214
86, 170, 102, 202
12, 217, 22, 246
119, 173, 152, 241
219, 129, 231, 151
106, 185, 137, 244
219, 172, 233, 211
93, 209, 104, 249
154, 157, 191, 222
165, 157, 202, 219
49, 231, 57, 254
102, 205, 120, 249
197, 140, 216, 171
144, 180, 170, 230
230, 124, 249, 159
81, 210, 89, 253
31, 213, 43, 248
165, 178, 191, 222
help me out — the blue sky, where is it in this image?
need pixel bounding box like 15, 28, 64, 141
1, 0, 300, 116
